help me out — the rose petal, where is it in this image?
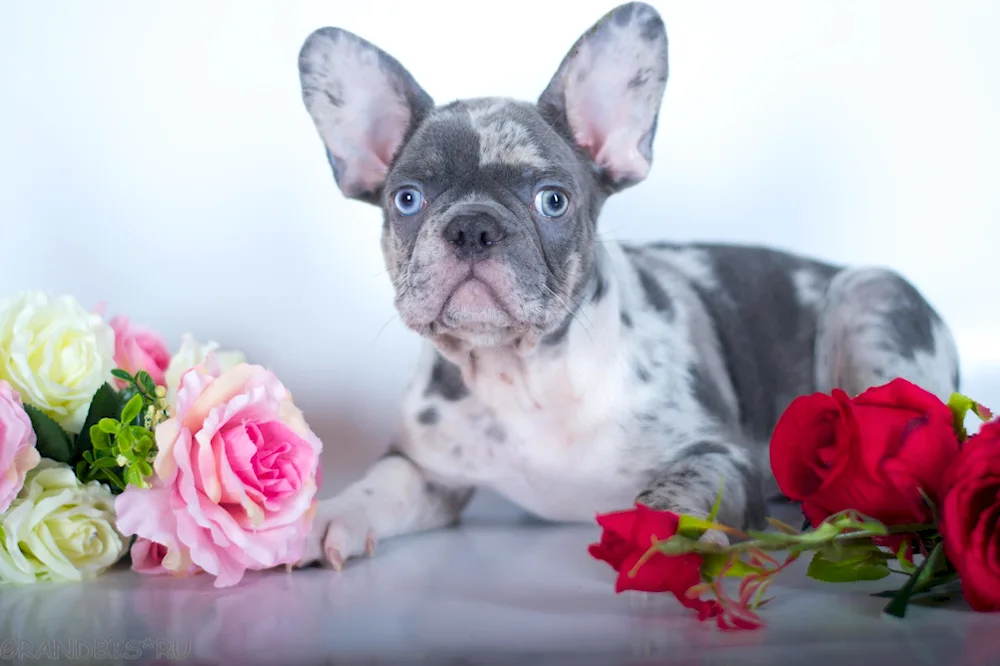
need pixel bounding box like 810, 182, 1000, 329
770, 392, 842, 502
941, 421, 1000, 611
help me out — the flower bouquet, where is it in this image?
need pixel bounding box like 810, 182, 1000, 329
0, 291, 323, 588
590, 378, 998, 630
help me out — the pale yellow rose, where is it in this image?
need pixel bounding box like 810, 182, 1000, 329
0, 291, 115, 433
0, 459, 126, 583
164, 334, 246, 404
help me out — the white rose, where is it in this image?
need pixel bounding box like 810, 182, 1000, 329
0, 459, 126, 583
164, 334, 246, 404
0, 291, 115, 433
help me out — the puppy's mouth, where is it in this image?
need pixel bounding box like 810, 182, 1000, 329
437, 275, 514, 333
397, 255, 546, 352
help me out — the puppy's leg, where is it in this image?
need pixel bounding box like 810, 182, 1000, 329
296, 449, 474, 569
814, 267, 959, 399
636, 439, 766, 543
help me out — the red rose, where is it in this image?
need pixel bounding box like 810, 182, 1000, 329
588, 504, 720, 620
941, 420, 1000, 611
770, 378, 960, 529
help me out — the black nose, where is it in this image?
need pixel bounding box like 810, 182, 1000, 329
443, 214, 506, 259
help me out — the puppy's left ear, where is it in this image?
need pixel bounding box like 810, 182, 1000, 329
538, 2, 668, 191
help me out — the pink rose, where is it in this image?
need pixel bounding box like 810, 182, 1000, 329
114, 363, 323, 587
109, 315, 170, 387
0, 380, 40, 514
129, 536, 202, 576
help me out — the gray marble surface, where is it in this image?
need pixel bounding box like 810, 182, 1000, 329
1, 495, 998, 666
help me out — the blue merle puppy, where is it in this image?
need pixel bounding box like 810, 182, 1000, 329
292, 2, 959, 568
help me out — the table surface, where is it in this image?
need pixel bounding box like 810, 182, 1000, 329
1, 496, 998, 666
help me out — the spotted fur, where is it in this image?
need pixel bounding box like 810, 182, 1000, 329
293, 3, 960, 569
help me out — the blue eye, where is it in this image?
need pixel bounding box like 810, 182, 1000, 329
533, 189, 569, 218
393, 188, 424, 216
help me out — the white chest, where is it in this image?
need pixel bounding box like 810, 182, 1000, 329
481, 410, 646, 522
401, 343, 651, 522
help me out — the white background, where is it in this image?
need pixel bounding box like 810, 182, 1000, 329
1, 1, 997, 496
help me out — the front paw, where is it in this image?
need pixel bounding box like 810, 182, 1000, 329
294, 499, 377, 571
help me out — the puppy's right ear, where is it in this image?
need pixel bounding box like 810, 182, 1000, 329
298, 28, 434, 204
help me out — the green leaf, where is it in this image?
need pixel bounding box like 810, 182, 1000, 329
871, 589, 899, 598
136, 370, 157, 396
947, 392, 993, 441
75, 460, 88, 480
872, 571, 959, 599
111, 368, 134, 383
917, 488, 940, 527
89, 456, 120, 471
806, 548, 891, 583
81, 450, 94, 463
825, 510, 889, 536
896, 541, 917, 575
707, 476, 724, 523
117, 427, 134, 455
98, 418, 121, 434
676, 515, 733, 541
913, 541, 947, 589
24, 404, 74, 463
124, 465, 147, 488
882, 542, 947, 618
701, 553, 764, 579
92, 467, 125, 492
136, 460, 153, 478
778, 520, 844, 547
134, 436, 153, 457
824, 541, 892, 567
654, 533, 731, 556
120, 394, 143, 426
90, 427, 111, 451
73, 383, 126, 462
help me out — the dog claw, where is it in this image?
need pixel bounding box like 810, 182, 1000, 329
326, 546, 344, 571
365, 532, 377, 557
285, 562, 295, 573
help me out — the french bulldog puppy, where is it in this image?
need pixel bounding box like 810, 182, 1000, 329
294, 2, 959, 568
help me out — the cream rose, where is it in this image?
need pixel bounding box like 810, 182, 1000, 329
0, 459, 126, 583
0, 291, 115, 433
164, 334, 245, 404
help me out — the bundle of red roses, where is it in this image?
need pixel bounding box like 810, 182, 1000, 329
589, 378, 998, 630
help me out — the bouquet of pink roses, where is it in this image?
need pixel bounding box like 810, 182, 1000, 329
0, 291, 323, 588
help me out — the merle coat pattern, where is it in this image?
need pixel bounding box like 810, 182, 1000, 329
293, 3, 959, 568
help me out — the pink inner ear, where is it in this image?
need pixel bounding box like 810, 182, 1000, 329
568, 100, 603, 156
373, 107, 411, 169
594, 127, 652, 183
301, 30, 419, 199
327, 96, 410, 198
555, 13, 666, 187
566, 85, 652, 185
